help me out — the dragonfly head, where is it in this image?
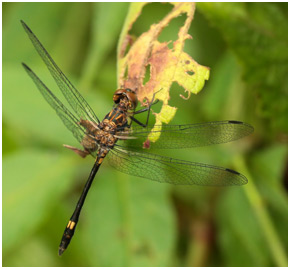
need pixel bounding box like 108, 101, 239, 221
113, 88, 137, 110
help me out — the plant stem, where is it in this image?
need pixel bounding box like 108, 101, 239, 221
235, 157, 287, 267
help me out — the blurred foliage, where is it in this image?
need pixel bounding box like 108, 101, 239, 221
2, 2, 287, 267
198, 2, 288, 135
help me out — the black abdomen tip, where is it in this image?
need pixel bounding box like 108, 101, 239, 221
58, 246, 65, 256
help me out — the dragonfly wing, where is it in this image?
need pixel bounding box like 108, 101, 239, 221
116, 121, 254, 149
23, 63, 98, 157
21, 20, 100, 124
107, 146, 248, 186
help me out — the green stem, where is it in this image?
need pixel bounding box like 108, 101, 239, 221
235, 157, 287, 267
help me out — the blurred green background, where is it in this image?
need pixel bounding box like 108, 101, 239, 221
3, 2, 288, 267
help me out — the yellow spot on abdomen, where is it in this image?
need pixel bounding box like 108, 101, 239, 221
69, 221, 76, 230
67, 220, 76, 230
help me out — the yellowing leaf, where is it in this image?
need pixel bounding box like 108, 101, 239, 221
117, 2, 210, 142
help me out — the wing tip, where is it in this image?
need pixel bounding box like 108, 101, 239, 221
226, 168, 248, 185
228, 120, 254, 135
20, 20, 32, 33
22, 62, 30, 70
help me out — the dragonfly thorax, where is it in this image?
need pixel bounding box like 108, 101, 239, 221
96, 119, 118, 147
99, 119, 117, 132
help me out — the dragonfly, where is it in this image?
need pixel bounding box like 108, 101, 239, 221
21, 20, 254, 256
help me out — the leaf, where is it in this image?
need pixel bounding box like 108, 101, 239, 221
198, 3, 287, 133
249, 144, 288, 248
80, 3, 129, 89
3, 2, 69, 64
3, 150, 75, 254
234, 155, 287, 267
51, 3, 92, 73
201, 52, 241, 119
117, 3, 209, 142
77, 168, 176, 266
3, 238, 58, 266
216, 188, 272, 266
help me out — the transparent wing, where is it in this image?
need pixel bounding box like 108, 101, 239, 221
21, 20, 100, 124
23, 63, 98, 157
116, 121, 254, 149
107, 146, 248, 186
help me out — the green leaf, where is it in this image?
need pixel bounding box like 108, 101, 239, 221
3, 150, 75, 253
216, 187, 271, 266
3, 237, 58, 267
235, 155, 287, 267
249, 144, 288, 248
250, 144, 287, 186
202, 52, 241, 119
78, 168, 176, 266
198, 3, 287, 133
51, 3, 93, 74
3, 2, 69, 64
81, 3, 129, 89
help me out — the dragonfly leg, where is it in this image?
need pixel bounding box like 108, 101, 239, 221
130, 91, 160, 127
63, 144, 90, 158
130, 116, 147, 127
133, 99, 159, 115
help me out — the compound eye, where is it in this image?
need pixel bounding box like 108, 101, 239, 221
126, 91, 137, 109
113, 94, 121, 104
114, 89, 126, 95
113, 89, 126, 103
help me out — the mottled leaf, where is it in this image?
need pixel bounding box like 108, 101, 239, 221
117, 3, 209, 142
